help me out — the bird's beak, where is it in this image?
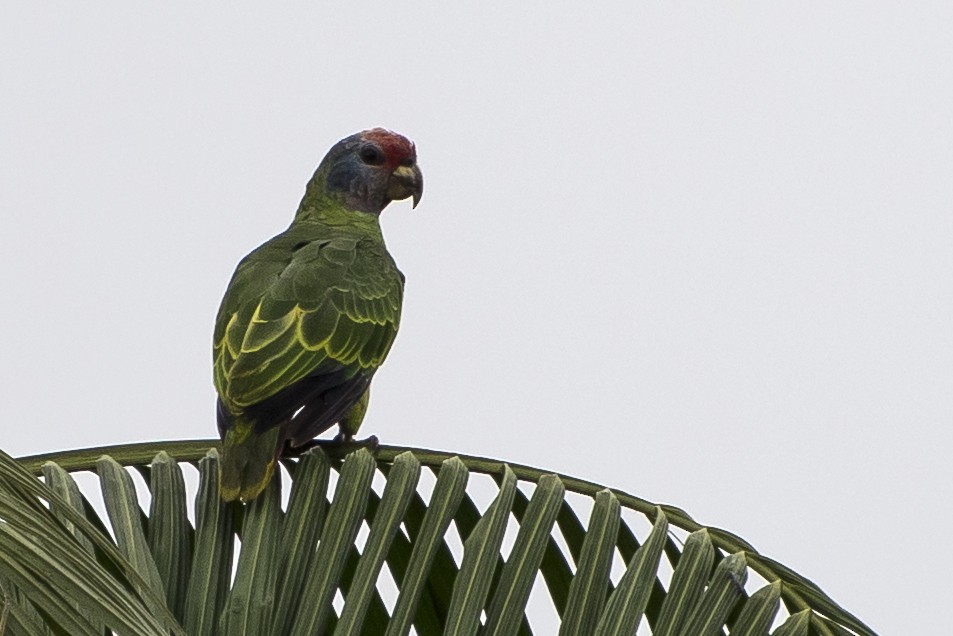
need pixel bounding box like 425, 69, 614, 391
387, 164, 424, 208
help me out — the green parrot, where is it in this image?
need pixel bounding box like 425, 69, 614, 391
213, 128, 422, 501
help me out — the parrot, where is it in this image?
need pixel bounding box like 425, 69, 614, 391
213, 128, 422, 502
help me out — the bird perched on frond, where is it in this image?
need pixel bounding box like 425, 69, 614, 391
213, 128, 422, 501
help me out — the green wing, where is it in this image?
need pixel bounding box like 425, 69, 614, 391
213, 230, 402, 413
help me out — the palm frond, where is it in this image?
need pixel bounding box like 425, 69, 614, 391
0, 441, 877, 636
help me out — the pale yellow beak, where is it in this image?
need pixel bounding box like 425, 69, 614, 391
387, 164, 424, 208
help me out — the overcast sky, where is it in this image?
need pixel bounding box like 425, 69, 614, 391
2, 2, 951, 634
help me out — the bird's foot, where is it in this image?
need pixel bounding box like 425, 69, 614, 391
331, 432, 380, 450
358, 434, 380, 450
282, 434, 379, 458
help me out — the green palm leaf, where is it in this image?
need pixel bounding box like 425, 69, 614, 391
0, 441, 878, 635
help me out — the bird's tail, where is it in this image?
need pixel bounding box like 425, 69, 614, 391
219, 418, 281, 502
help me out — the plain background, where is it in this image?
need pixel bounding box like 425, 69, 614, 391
2, 3, 951, 634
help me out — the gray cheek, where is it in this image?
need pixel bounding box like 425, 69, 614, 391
326, 163, 353, 196
325, 161, 387, 214
352, 179, 369, 200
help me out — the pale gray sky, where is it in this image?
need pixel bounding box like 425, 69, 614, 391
2, 2, 951, 634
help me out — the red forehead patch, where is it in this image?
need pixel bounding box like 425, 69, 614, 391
362, 128, 415, 167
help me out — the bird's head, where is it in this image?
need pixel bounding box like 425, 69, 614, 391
307, 128, 423, 216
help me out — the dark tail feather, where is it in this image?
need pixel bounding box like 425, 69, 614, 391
219, 420, 281, 502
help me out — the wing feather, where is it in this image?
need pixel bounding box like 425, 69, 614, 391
297, 301, 340, 350
239, 301, 297, 353
214, 231, 402, 414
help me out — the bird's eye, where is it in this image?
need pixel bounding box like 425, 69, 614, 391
399, 157, 415, 167
359, 145, 385, 166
